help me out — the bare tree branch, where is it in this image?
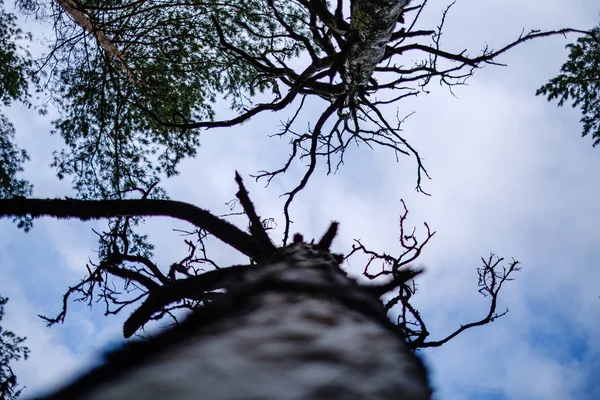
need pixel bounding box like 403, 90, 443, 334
0, 198, 261, 260
234, 171, 276, 257
347, 199, 521, 349
416, 255, 521, 348
123, 263, 249, 338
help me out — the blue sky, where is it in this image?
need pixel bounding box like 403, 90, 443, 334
1, 0, 600, 399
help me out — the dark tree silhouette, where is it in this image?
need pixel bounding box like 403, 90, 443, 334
0, 296, 30, 400
0, 174, 520, 350
0, 3, 35, 393
35, 224, 433, 400
0, 0, 33, 203
537, 27, 600, 146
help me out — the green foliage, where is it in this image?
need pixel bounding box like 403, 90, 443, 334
0, 2, 30, 106
0, 296, 30, 399
537, 28, 600, 147
0, 0, 33, 198
0, 114, 31, 198
0, 9, 32, 396
22, 0, 310, 199
0, 0, 33, 230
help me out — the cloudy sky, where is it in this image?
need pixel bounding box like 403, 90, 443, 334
1, 0, 600, 399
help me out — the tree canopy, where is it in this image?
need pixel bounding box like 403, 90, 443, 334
0, 295, 30, 400
16, 1, 585, 208
537, 27, 600, 146
0, 0, 32, 201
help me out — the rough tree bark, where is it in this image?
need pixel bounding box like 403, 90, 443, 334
346, 0, 409, 88
37, 237, 432, 400
54, 0, 135, 81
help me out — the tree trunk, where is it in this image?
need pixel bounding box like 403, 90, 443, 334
346, 0, 410, 88
39, 241, 431, 400
54, 0, 134, 81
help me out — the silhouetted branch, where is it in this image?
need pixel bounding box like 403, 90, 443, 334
38, 251, 163, 327
0, 198, 261, 260
348, 199, 435, 280
123, 263, 250, 338
234, 171, 276, 256
280, 96, 344, 244
317, 222, 339, 251
347, 200, 521, 349
416, 255, 521, 348
0, 367, 24, 399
